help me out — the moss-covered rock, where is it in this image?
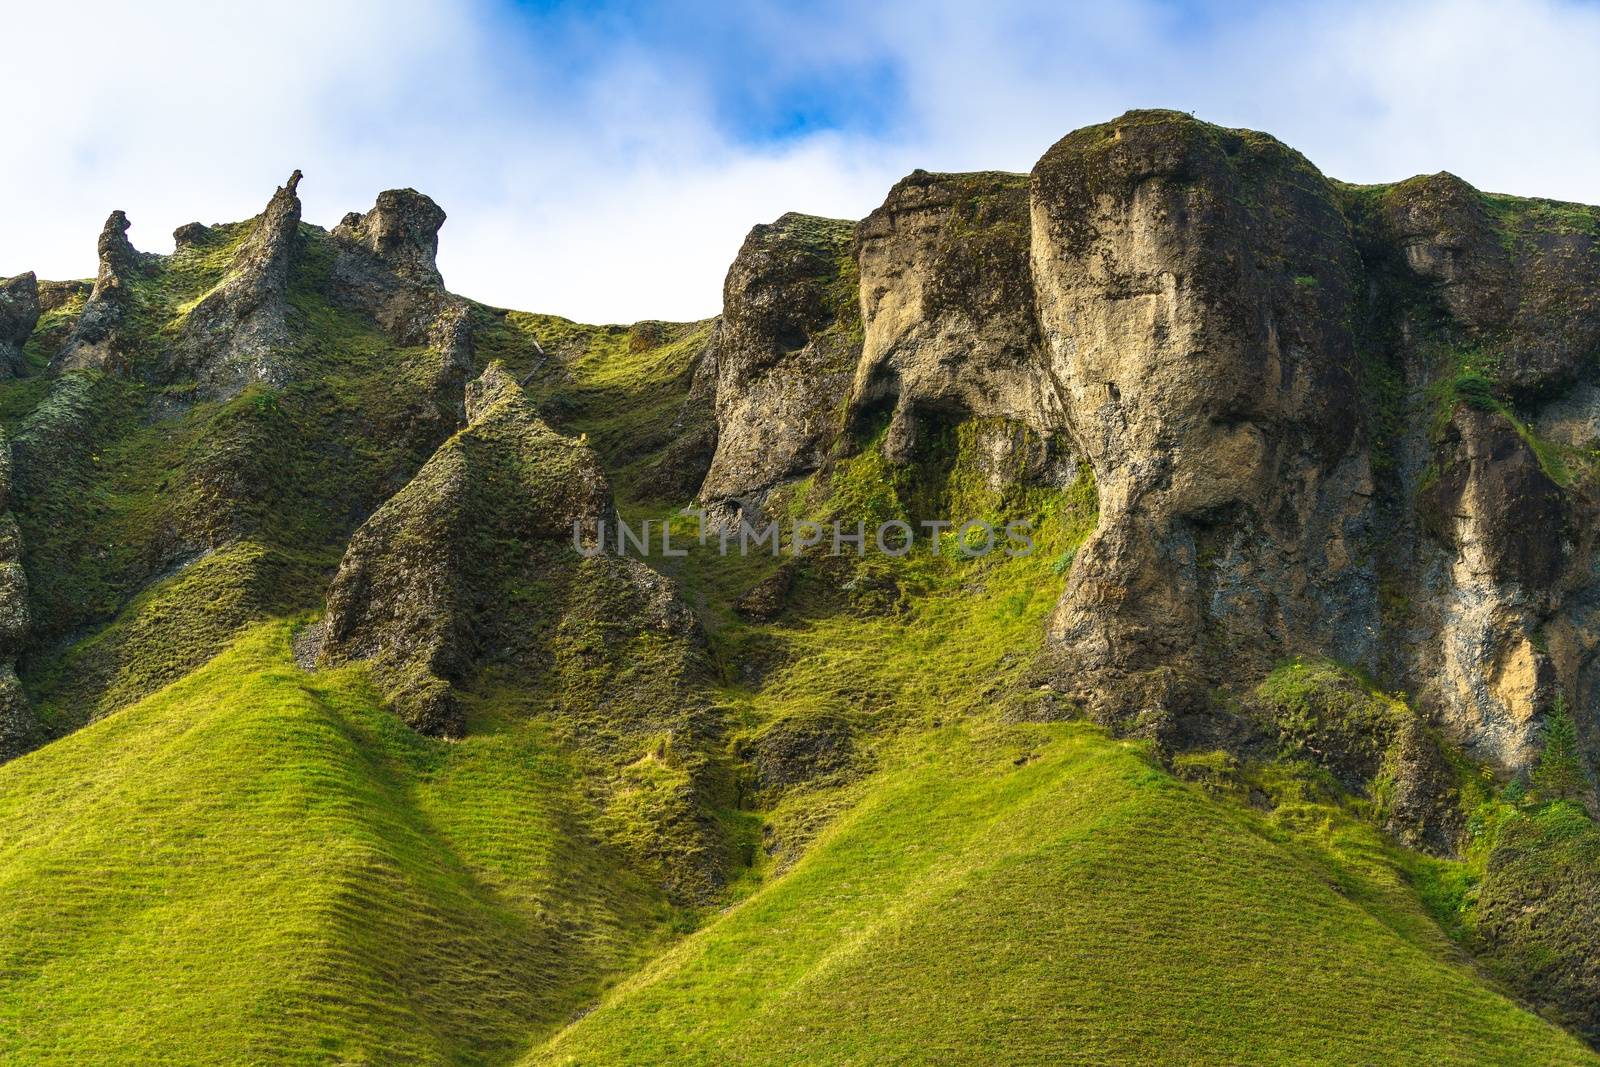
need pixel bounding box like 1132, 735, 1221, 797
698, 212, 861, 510
0, 273, 40, 380
52, 210, 146, 374
1256, 658, 1462, 851
320, 362, 615, 734
850, 170, 1055, 466
320, 361, 734, 898
1476, 803, 1600, 1043
743, 710, 857, 796
1381, 172, 1600, 400
173, 171, 304, 399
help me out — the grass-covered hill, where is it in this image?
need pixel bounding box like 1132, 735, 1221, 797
4, 113, 1600, 1063
4, 617, 1594, 1065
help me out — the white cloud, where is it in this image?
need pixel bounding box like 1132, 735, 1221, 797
3, 0, 1598, 323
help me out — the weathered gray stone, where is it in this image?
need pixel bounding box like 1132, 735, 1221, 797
1031, 111, 1377, 715
0, 273, 40, 379
53, 210, 143, 374
698, 213, 860, 511
173, 171, 303, 399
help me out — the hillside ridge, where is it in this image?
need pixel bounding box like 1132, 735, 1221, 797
2, 108, 1600, 1060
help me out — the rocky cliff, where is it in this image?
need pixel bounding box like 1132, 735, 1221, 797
4, 108, 1600, 1046
697, 110, 1599, 796
4, 110, 1595, 811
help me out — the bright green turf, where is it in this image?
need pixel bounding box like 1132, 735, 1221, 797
0, 622, 678, 1065
2, 442, 1592, 1064
533, 719, 1594, 1066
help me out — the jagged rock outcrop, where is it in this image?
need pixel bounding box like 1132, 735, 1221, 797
0, 178, 499, 747
849, 170, 1057, 463
1346, 172, 1600, 773
52, 210, 144, 374
319, 362, 703, 736
319, 362, 609, 734
5, 113, 1596, 822
334, 188, 446, 287
698, 213, 860, 511
0, 273, 40, 379
1031, 112, 1378, 717
331, 188, 474, 413
174, 171, 303, 399
319, 361, 726, 899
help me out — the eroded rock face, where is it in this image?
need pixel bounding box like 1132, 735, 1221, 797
1413, 407, 1575, 766
320, 363, 610, 734
1031, 111, 1377, 713
698, 213, 860, 510
331, 188, 473, 414
320, 362, 702, 737
1351, 173, 1600, 774
680, 110, 1596, 784
1383, 172, 1600, 398
174, 171, 303, 399
0, 273, 40, 379
320, 361, 726, 899
850, 170, 1056, 462
334, 188, 446, 286
53, 211, 144, 374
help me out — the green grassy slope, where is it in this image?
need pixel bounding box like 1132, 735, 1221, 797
0, 622, 679, 1065
5, 229, 1599, 1063
3, 372, 1591, 1062
535, 718, 1593, 1066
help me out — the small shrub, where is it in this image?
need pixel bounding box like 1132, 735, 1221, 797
1533, 696, 1587, 805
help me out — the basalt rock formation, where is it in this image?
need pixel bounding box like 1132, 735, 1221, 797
697, 213, 861, 511
1032, 114, 1379, 733
5, 110, 1600, 1055
175, 171, 304, 398
320, 362, 706, 737
330, 187, 474, 416
849, 169, 1054, 462
52, 210, 144, 374
6, 112, 1594, 804
695, 109, 1598, 797
0, 173, 485, 749
318, 361, 725, 898
0, 273, 40, 379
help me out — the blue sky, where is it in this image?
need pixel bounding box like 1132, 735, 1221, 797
5, 0, 1600, 321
